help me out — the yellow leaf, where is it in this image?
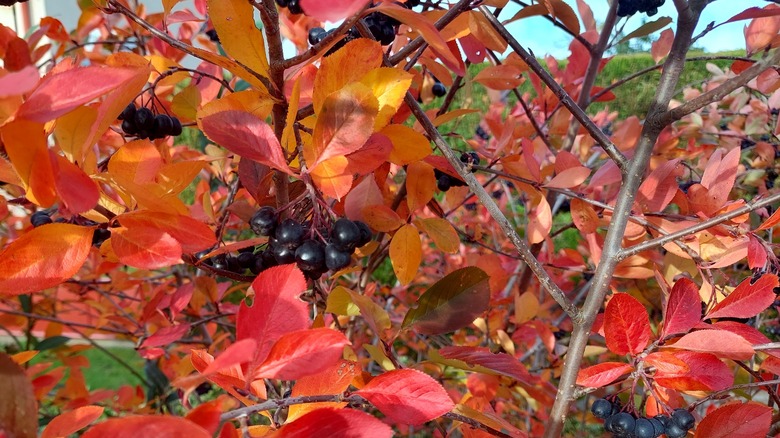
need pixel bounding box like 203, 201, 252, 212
515, 292, 540, 324
312, 39, 383, 114
406, 161, 435, 212
325, 286, 361, 316
359, 67, 413, 131
54, 105, 97, 163
468, 11, 507, 52
171, 84, 201, 122
310, 156, 352, 200
282, 76, 302, 155
146, 55, 189, 87
108, 140, 163, 186
346, 289, 392, 337
162, 0, 180, 15
157, 161, 207, 195
362, 205, 404, 232
197, 90, 274, 123
381, 124, 431, 165
390, 224, 422, 285
207, 0, 269, 79
417, 218, 459, 254
364, 344, 396, 371
432, 108, 479, 127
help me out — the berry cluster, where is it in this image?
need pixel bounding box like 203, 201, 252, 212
0, 0, 29, 6
591, 398, 695, 438
30, 211, 111, 247
308, 1, 420, 51
220, 207, 374, 279
616, 0, 665, 17
275, 0, 303, 15
118, 103, 182, 140
435, 152, 481, 192
475, 126, 490, 141
432, 80, 447, 97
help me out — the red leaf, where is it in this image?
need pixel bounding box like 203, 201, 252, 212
52, 154, 99, 214
669, 329, 754, 360
41, 406, 104, 438
111, 226, 183, 269
636, 159, 681, 213
275, 407, 392, 438
0, 65, 39, 98
17, 66, 145, 123
438, 346, 535, 385
0, 224, 93, 296
116, 211, 216, 254
357, 369, 454, 425
288, 360, 361, 421
576, 362, 633, 388
746, 234, 768, 269
706, 274, 779, 319
140, 324, 191, 349
254, 328, 350, 380
0, 353, 37, 438
200, 110, 293, 175
201, 339, 258, 376
654, 351, 733, 391
662, 277, 702, 337
300, 0, 371, 22
604, 293, 652, 356
755, 205, 780, 231
237, 265, 309, 368
651, 28, 674, 62
712, 321, 772, 345
694, 402, 772, 438
643, 352, 690, 374
82, 416, 211, 438
727, 6, 780, 23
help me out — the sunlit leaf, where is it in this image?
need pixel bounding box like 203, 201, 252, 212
357, 369, 454, 425
82, 416, 211, 438
41, 406, 104, 438
604, 293, 652, 356
254, 328, 351, 380
288, 360, 361, 421
576, 362, 633, 388
694, 402, 772, 438
207, 0, 269, 78
706, 274, 779, 319
0, 224, 93, 296
273, 407, 392, 438
390, 224, 423, 285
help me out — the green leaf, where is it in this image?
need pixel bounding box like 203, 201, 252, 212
36, 336, 70, 351
619, 17, 672, 44
402, 267, 490, 335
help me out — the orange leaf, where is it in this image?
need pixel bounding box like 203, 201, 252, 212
207, 0, 269, 79
745, 5, 780, 55
310, 156, 353, 200
570, 198, 599, 234
116, 210, 216, 254
309, 82, 379, 167
360, 67, 413, 131
288, 360, 361, 421
52, 154, 99, 214
416, 217, 459, 254
375, 3, 465, 76
526, 191, 552, 244
406, 161, 435, 212
576, 362, 633, 388
473, 64, 524, 90
381, 124, 431, 165
312, 39, 383, 114
41, 405, 104, 438
362, 205, 404, 232
0, 119, 57, 207
111, 226, 183, 269
544, 166, 590, 189
390, 224, 422, 285
82, 416, 211, 438
0, 224, 93, 296
636, 159, 681, 213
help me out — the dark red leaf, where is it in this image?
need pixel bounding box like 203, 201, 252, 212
576, 362, 633, 388
746, 234, 768, 270
357, 369, 454, 425
276, 407, 392, 438
662, 277, 702, 337
0, 352, 37, 438
439, 346, 535, 385
706, 274, 779, 319
140, 324, 191, 349
694, 402, 772, 438
604, 293, 652, 356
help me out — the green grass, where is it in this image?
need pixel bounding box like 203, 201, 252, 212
28, 345, 144, 391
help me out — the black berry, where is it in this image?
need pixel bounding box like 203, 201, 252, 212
92, 228, 111, 247
309, 27, 327, 45
170, 117, 183, 136
118, 103, 136, 121
205, 29, 219, 42
237, 252, 256, 269
611, 412, 635, 436
272, 244, 297, 265
354, 221, 372, 247
121, 119, 137, 135
432, 81, 447, 97
649, 417, 665, 436
275, 219, 305, 249
30, 211, 52, 227
591, 398, 612, 420
664, 422, 687, 438
671, 409, 695, 430
295, 239, 326, 271
633, 418, 654, 438
287, 0, 302, 14
153, 114, 174, 138
330, 218, 361, 252
437, 175, 452, 191
325, 244, 352, 271
250, 206, 279, 236
134, 107, 155, 131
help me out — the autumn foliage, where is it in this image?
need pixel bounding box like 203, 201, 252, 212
2, 0, 780, 436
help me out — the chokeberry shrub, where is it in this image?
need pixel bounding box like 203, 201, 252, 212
0, 1, 779, 437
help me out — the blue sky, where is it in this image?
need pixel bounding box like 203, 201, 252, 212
501, 0, 768, 58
